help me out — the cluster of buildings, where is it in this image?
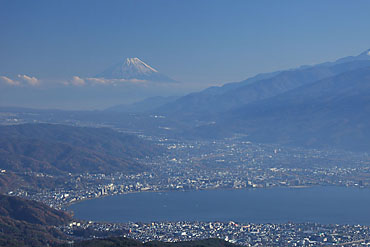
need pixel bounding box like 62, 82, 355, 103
60, 221, 370, 246
6, 136, 370, 246
9, 138, 370, 210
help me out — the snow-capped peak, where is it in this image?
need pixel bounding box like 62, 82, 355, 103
95, 57, 176, 82
124, 57, 158, 73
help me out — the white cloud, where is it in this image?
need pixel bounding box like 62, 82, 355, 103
0, 76, 20, 86
17, 74, 40, 86
0, 74, 40, 87
61, 76, 148, 87
71, 76, 86, 86
128, 78, 147, 83
86, 77, 147, 85
86, 77, 111, 84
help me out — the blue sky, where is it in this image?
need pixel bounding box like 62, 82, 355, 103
1, 0, 370, 85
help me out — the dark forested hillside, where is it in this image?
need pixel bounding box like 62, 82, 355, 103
0, 195, 238, 247
0, 194, 71, 225
0, 123, 160, 159
0, 123, 164, 193
0, 194, 72, 247
0, 123, 163, 175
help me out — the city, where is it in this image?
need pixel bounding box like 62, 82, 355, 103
7, 137, 370, 208
60, 221, 370, 246
2, 1, 370, 246
4, 135, 370, 246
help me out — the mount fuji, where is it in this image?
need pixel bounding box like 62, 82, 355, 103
95, 57, 176, 82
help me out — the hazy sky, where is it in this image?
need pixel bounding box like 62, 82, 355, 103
1, 0, 370, 85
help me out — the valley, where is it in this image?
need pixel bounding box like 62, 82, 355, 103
2, 49, 370, 246
2, 1, 370, 246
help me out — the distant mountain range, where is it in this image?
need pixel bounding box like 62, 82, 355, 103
3, 49, 370, 152
95, 57, 176, 82
211, 66, 370, 151
138, 48, 370, 151
157, 49, 370, 117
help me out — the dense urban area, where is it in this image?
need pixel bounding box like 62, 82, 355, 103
2, 114, 370, 246
61, 221, 370, 246
7, 136, 370, 208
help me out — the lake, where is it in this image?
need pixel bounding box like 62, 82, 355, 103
68, 187, 370, 225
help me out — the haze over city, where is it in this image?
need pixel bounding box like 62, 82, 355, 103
1, 1, 370, 247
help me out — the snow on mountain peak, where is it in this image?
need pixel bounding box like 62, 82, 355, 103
124, 57, 158, 73
95, 57, 176, 82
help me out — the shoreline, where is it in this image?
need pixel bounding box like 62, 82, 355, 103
63, 185, 315, 209
65, 185, 370, 225
64, 183, 370, 209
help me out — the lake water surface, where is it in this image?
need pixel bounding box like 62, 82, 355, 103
68, 187, 370, 224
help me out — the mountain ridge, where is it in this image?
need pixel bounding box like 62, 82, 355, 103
0, 123, 164, 192
157, 49, 370, 117
194, 66, 370, 151
95, 57, 176, 82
